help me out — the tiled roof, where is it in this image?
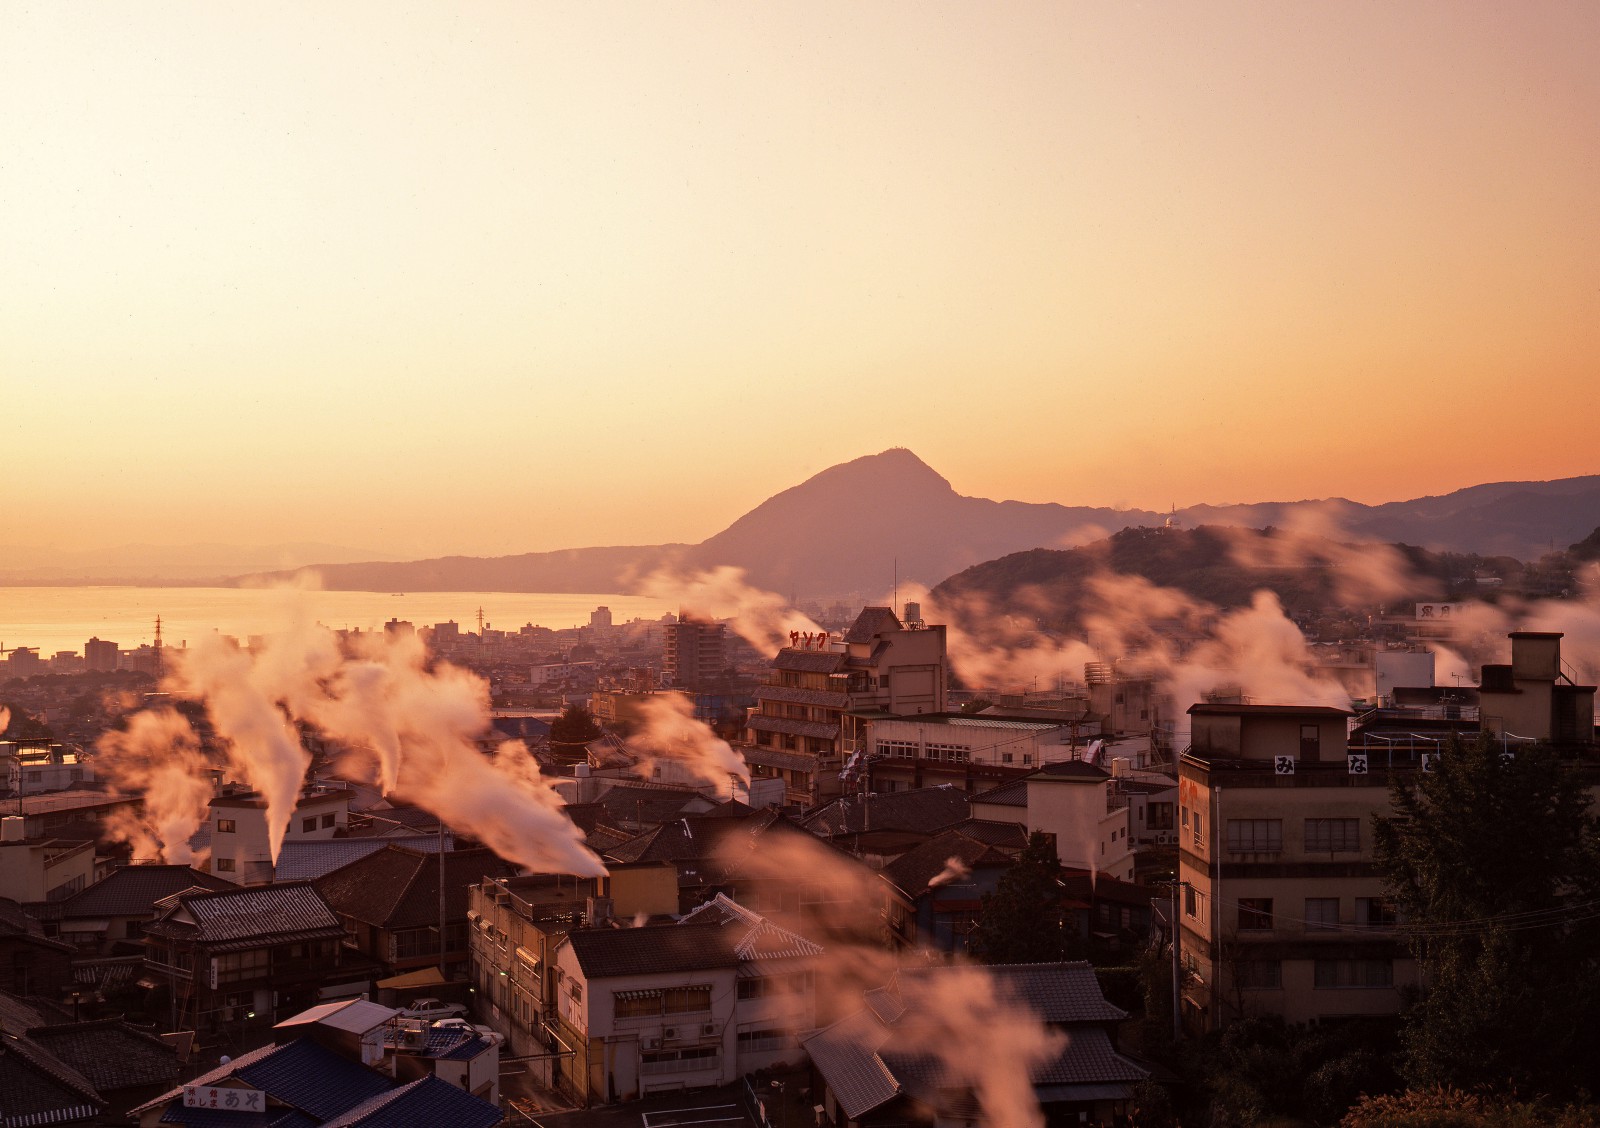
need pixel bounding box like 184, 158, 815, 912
564, 921, 740, 979
879, 831, 1018, 898
901, 961, 1127, 1024
799, 1009, 900, 1119
61, 865, 230, 919
678, 895, 823, 960
801, 787, 970, 837
0, 1033, 105, 1127
772, 650, 845, 674
1187, 703, 1351, 718
1028, 761, 1109, 782
274, 999, 397, 1036
739, 746, 818, 772
273, 836, 448, 882
146, 883, 345, 951
943, 819, 1030, 848
603, 816, 756, 866
806, 962, 1141, 1122
970, 780, 1028, 807
745, 715, 839, 741
315, 846, 517, 930
134, 1039, 393, 1122
845, 607, 902, 644
24, 1019, 178, 1093
753, 685, 848, 709
318, 1075, 503, 1128
595, 784, 707, 827
0, 992, 48, 1036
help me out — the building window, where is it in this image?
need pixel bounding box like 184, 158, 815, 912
1314, 959, 1393, 989
615, 990, 665, 1019
1226, 819, 1282, 852
1300, 724, 1321, 759
1192, 811, 1204, 847
1148, 802, 1174, 830
1238, 898, 1274, 931
664, 985, 712, 1014
1356, 897, 1398, 930
215, 857, 236, 872
215, 819, 236, 834
302, 817, 317, 833
1305, 898, 1340, 931
1235, 960, 1282, 990
1305, 818, 1360, 852
321, 813, 337, 828
1181, 806, 1189, 827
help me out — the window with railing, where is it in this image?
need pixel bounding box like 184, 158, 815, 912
1304, 898, 1340, 931
737, 1028, 791, 1054
641, 1047, 718, 1075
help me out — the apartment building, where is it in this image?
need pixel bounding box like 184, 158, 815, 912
740, 606, 948, 808
206, 784, 351, 885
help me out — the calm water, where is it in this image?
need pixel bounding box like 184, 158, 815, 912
0, 587, 674, 656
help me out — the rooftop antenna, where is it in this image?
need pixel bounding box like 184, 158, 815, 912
154, 615, 164, 680
893, 557, 899, 614
476, 606, 485, 635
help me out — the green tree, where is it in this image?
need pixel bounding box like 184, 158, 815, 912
1372, 734, 1600, 1095
1342, 1087, 1600, 1128
969, 831, 1077, 964
549, 703, 602, 752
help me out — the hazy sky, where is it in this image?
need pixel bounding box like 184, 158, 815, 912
4, 2, 1596, 559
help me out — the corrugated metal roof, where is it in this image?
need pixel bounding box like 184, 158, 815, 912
746, 715, 839, 741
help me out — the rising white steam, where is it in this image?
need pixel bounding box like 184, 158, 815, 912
99, 593, 604, 876
927, 855, 972, 888
626, 693, 749, 794
640, 565, 821, 654
96, 709, 214, 865
718, 831, 1061, 1128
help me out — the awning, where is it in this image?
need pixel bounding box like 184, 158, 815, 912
614, 988, 664, 1001
377, 965, 450, 990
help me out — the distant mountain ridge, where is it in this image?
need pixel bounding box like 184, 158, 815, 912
235, 450, 1600, 597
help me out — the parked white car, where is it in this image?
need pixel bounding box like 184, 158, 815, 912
399, 997, 466, 1021
433, 1017, 505, 1046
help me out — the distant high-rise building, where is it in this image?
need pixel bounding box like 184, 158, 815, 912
589, 606, 613, 630
384, 618, 415, 640
84, 637, 120, 672
663, 614, 727, 690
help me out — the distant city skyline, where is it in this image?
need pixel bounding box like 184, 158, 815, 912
4, 2, 1597, 560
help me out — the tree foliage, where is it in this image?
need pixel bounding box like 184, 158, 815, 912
1341, 1087, 1600, 1128
1372, 734, 1600, 1095
549, 703, 602, 747
969, 831, 1077, 964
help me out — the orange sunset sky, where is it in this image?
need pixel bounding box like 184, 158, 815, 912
2, 2, 1596, 561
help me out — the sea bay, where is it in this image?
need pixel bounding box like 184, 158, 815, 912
0, 587, 673, 658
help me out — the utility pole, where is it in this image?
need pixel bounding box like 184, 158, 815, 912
1170, 880, 1183, 1043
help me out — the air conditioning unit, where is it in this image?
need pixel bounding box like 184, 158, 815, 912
642, 1035, 661, 1050
702, 1023, 716, 1037
662, 1026, 678, 1040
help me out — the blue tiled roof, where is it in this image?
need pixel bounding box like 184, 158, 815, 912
235, 1039, 394, 1120
320, 1076, 503, 1128
160, 1106, 319, 1128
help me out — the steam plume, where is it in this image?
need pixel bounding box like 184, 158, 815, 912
626, 693, 749, 793
96, 709, 214, 865
927, 855, 972, 888
640, 566, 821, 654
99, 593, 603, 876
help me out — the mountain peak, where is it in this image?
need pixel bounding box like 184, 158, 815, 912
799, 448, 954, 495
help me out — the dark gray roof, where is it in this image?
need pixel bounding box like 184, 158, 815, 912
316, 846, 517, 930
24, 1019, 178, 1092
901, 961, 1128, 1024
772, 649, 846, 674
740, 746, 819, 772
564, 921, 740, 979
146, 882, 344, 951
273, 837, 446, 882
1028, 761, 1109, 782
61, 865, 231, 919
746, 714, 839, 741
753, 685, 848, 709
970, 779, 1028, 807
801, 1009, 900, 1119
943, 819, 1031, 847
0, 1033, 104, 1127
879, 831, 1017, 898
801, 787, 970, 837
1187, 703, 1351, 718
845, 607, 902, 644
595, 784, 707, 826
